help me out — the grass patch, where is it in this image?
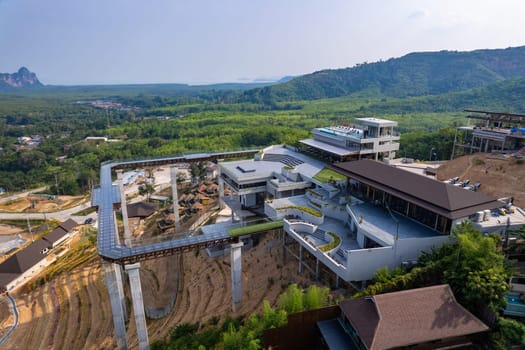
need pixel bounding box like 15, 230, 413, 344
320, 231, 341, 252
228, 220, 283, 237
312, 168, 347, 183
277, 205, 322, 217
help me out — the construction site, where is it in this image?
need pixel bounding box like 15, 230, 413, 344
0, 111, 524, 349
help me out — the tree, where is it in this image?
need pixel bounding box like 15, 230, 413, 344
189, 162, 207, 184
138, 183, 155, 201
357, 222, 513, 315
278, 283, 304, 314
431, 222, 512, 312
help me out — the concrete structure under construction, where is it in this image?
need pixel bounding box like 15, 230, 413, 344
451, 109, 525, 158
218, 142, 525, 282
93, 150, 261, 350
94, 118, 525, 349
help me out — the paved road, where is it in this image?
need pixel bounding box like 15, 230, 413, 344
0, 293, 19, 346
0, 167, 178, 223
0, 201, 93, 222
0, 186, 48, 204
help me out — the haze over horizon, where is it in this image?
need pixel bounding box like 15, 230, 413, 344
1, 0, 525, 86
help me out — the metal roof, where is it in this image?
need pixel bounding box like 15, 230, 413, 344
332, 160, 501, 219
94, 150, 259, 264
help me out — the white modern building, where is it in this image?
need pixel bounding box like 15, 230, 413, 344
299, 117, 400, 162
218, 121, 524, 282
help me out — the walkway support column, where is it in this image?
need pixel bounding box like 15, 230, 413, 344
218, 166, 225, 210
125, 263, 150, 350
104, 262, 128, 350
116, 170, 132, 246
230, 241, 244, 312
298, 244, 303, 274
315, 258, 319, 280
170, 167, 181, 230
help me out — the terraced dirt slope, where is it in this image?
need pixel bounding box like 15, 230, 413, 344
437, 153, 525, 207
2, 230, 313, 349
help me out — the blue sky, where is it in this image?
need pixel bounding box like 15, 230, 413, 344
1, 0, 524, 85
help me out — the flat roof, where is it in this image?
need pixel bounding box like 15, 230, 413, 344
221, 160, 283, 181
332, 160, 501, 219
221, 145, 326, 182
355, 117, 398, 127
317, 319, 357, 350
300, 138, 357, 156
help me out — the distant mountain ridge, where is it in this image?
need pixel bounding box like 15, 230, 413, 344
0, 67, 43, 90
242, 46, 525, 102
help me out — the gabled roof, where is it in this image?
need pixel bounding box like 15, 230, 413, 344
43, 226, 68, 246
126, 202, 159, 218
340, 285, 489, 350
59, 218, 78, 232
0, 238, 49, 290
332, 160, 501, 219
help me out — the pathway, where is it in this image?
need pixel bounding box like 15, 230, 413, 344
0, 294, 19, 346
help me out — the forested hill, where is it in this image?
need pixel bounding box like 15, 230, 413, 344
243, 46, 525, 102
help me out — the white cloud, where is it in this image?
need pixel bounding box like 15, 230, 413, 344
407, 10, 428, 20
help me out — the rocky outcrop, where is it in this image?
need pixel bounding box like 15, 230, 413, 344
0, 67, 43, 89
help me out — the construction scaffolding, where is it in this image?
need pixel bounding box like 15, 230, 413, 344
451, 110, 525, 159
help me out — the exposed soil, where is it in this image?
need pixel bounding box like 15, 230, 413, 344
1, 230, 318, 349
2, 157, 523, 349
0, 224, 23, 235
437, 153, 525, 207
0, 195, 85, 213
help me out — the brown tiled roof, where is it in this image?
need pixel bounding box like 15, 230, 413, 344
126, 202, 159, 218
0, 238, 49, 291
59, 218, 78, 232
43, 227, 68, 246
340, 285, 489, 350
332, 160, 501, 219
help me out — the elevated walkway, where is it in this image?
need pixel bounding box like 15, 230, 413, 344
94, 150, 259, 264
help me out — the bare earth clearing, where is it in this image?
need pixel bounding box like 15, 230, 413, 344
437, 153, 525, 207
2, 230, 314, 349
0, 195, 85, 213
1, 156, 523, 349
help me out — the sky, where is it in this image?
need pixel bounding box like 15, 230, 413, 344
1, 0, 525, 85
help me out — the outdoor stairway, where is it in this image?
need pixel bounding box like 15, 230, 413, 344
311, 229, 327, 242
262, 153, 304, 167
336, 248, 345, 260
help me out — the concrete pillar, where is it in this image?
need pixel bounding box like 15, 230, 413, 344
218, 167, 225, 210
335, 275, 339, 289
114, 263, 128, 321
116, 170, 132, 246
230, 241, 244, 311
104, 262, 128, 350
315, 258, 319, 280
298, 244, 303, 274
282, 230, 286, 262
170, 167, 180, 230
125, 263, 149, 350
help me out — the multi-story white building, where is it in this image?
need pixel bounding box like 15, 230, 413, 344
218, 120, 525, 282
299, 117, 400, 162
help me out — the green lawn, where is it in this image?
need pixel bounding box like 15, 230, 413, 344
313, 168, 347, 183
227, 220, 284, 237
